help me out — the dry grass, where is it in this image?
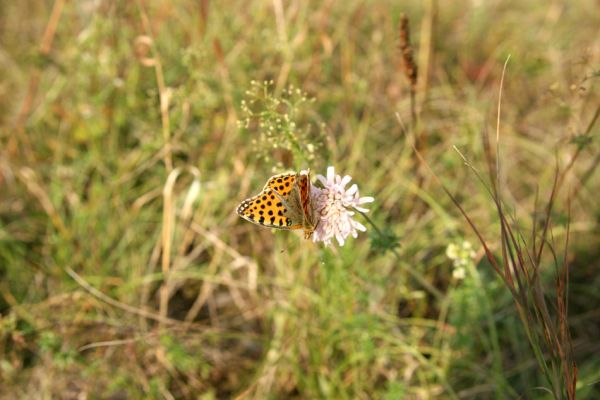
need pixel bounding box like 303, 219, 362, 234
1, 0, 599, 399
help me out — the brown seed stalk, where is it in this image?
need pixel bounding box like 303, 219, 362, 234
399, 14, 418, 90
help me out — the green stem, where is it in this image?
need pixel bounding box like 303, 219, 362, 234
359, 211, 444, 301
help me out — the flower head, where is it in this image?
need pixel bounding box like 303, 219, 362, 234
446, 240, 477, 280
311, 166, 374, 246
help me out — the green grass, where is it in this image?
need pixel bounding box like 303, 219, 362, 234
1, 0, 599, 398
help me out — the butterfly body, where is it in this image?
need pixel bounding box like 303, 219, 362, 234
236, 171, 317, 239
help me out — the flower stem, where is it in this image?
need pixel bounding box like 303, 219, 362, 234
359, 211, 444, 301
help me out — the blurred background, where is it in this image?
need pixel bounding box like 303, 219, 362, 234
1, 0, 599, 398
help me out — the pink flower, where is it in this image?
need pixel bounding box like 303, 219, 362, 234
311, 166, 374, 246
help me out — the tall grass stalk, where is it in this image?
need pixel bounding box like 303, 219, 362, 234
415, 61, 578, 399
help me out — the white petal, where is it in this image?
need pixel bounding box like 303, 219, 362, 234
326, 166, 335, 182
358, 196, 374, 204
340, 175, 352, 187
353, 221, 367, 232
346, 184, 358, 196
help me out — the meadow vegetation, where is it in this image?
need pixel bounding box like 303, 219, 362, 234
1, 0, 599, 398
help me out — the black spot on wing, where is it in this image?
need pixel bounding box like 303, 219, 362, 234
264, 172, 296, 196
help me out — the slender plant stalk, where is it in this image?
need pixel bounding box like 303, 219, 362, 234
138, 0, 175, 327
417, 0, 436, 117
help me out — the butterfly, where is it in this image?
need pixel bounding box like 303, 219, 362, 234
236, 170, 318, 239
